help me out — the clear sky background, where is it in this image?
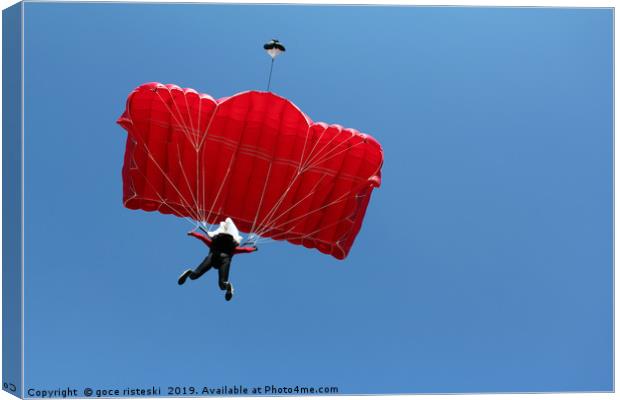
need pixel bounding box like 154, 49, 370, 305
22, 3, 612, 394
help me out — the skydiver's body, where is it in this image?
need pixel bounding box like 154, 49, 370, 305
178, 219, 257, 301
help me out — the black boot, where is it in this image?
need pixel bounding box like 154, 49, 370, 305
225, 282, 234, 301
178, 269, 192, 285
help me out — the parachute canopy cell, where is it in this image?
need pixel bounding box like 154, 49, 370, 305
117, 82, 383, 259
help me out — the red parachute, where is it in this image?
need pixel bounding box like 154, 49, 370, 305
117, 82, 383, 259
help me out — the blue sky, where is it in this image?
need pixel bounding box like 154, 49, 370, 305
21, 3, 612, 394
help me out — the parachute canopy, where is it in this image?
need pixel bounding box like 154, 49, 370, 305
117, 82, 383, 259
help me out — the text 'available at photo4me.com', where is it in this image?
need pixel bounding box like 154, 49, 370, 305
24, 385, 340, 398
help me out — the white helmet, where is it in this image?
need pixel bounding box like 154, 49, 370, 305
207, 217, 243, 245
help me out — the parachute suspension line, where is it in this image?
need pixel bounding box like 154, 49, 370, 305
254, 189, 351, 240
251, 123, 335, 237
251, 189, 365, 247
250, 124, 315, 238
248, 161, 274, 237
171, 91, 197, 147
201, 107, 252, 232
195, 97, 204, 224
249, 128, 308, 243
154, 88, 213, 230
134, 135, 199, 221
248, 122, 310, 243
251, 124, 313, 239
251, 174, 354, 241
195, 146, 205, 225
297, 123, 332, 174
154, 89, 196, 148
305, 140, 365, 172
252, 205, 360, 245
251, 123, 337, 241
180, 92, 203, 223
132, 90, 202, 226
302, 129, 346, 170
252, 173, 328, 238
175, 144, 201, 217
196, 93, 204, 148
201, 156, 234, 234
144, 148, 200, 222
164, 91, 204, 224
266, 58, 275, 92
199, 103, 221, 231
256, 217, 348, 245
211, 95, 276, 244
297, 124, 312, 175
169, 96, 217, 229
197, 101, 206, 226
250, 124, 364, 244
198, 102, 220, 151
182, 92, 197, 145
129, 149, 200, 227
196, 148, 201, 223
152, 88, 206, 226
250, 170, 302, 238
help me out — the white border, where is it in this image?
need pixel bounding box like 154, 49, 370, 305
0, 2, 615, 400
20, 0, 23, 397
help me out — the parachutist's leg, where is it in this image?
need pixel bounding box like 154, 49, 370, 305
218, 254, 234, 301
178, 254, 213, 285
190, 254, 213, 280
217, 255, 231, 290
225, 283, 234, 301
177, 269, 192, 285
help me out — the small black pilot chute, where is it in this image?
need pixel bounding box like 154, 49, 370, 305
263, 39, 286, 58
263, 39, 286, 91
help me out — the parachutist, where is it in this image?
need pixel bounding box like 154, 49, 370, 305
178, 218, 257, 301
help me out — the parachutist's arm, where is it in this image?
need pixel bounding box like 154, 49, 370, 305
187, 231, 213, 247
233, 245, 258, 255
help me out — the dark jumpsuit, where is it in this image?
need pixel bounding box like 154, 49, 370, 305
187, 231, 257, 290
